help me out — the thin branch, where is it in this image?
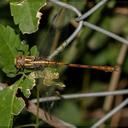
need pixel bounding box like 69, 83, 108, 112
50, 29, 61, 54
110, 95, 123, 127
91, 98, 128, 128
48, 0, 83, 60
49, 8, 65, 54
31, 89, 128, 103
27, 101, 76, 128
110, 80, 128, 127
103, 44, 128, 112
114, 7, 128, 15
76, 0, 109, 21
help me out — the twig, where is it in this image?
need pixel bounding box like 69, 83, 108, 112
31, 89, 128, 103
110, 96, 123, 127
50, 8, 65, 54
50, 29, 61, 54
114, 7, 128, 15
110, 80, 128, 127
27, 101, 76, 128
48, 0, 83, 60
103, 44, 128, 112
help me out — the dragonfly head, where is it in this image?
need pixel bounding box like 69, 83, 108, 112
15, 56, 36, 69
15, 56, 26, 68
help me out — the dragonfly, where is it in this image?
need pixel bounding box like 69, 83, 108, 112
15, 55, 118, 72
15, 55, 119, 93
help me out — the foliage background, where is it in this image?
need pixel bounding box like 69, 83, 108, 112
0, 0, 128, 127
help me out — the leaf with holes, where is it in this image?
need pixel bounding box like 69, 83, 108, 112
19, 76, 36, 98
0, 82, 25, 127
29, 68, 65, 89
10, 0, 46, 34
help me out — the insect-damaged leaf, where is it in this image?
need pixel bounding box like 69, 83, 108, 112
19, 76, 36, 98
0, 82, 25, 127
29, 67, 65, 89
10, 0, 46, 34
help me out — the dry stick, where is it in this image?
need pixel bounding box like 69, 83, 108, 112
70, 20, 78, 28
27, 101, 76, 128
101, 44, 128, 127
50, 29, 61, 54
122, 108, 128, 120
110, 80, 128, 127
103, 44, 127, 111
114, 7, 128, 15
50, 9, 65, 54
111, 96, 123, 127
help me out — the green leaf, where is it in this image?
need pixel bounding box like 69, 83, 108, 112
18, 41, 30, 55
0, 25, 20, 77
30, 45, 39, 56
0, 82, 25, 127
13, 96, 25, 115
19, 76, 35, 98
0, 25, 29, 77
28, 67, 65, 89
3, 65, 17, 77
10, 0, 46, 34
